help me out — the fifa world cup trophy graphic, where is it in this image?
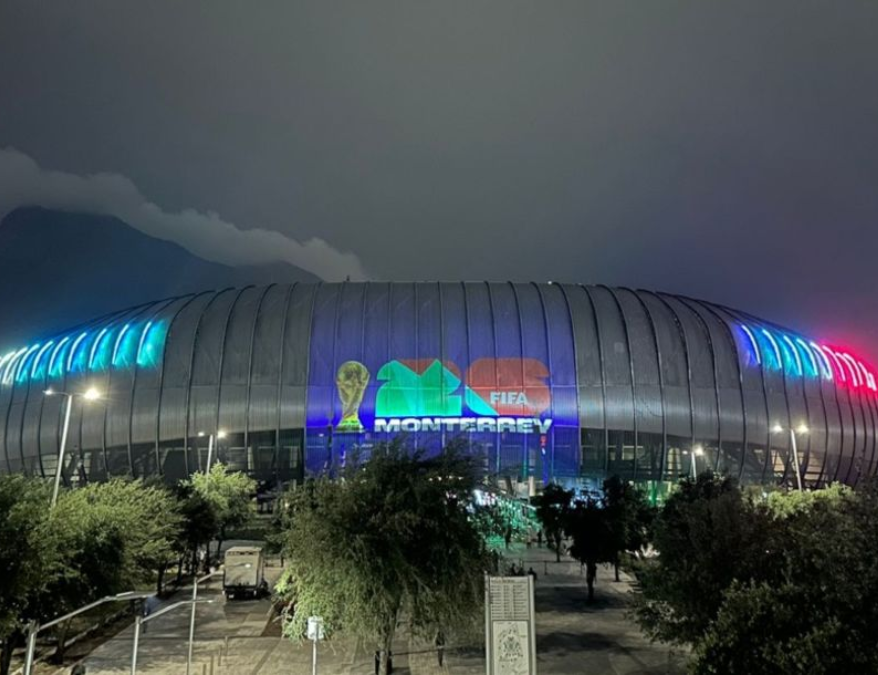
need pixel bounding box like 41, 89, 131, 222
335, 361, 370, 432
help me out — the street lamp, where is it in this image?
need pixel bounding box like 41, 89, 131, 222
43, 387, 103, 508
197, 430, 227, 472
772, 423, 808, 492
185, 571, 221, 675
690, 445, 704, 479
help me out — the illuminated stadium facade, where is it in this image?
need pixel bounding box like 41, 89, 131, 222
1, 282, 876, 494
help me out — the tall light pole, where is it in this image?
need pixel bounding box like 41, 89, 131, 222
186, 571, 220, 675
197, 430, 227, 472
44, 387, 102, 508
690, 445, 704, 479
772, 423, 808, 492
187, 432, 225, 675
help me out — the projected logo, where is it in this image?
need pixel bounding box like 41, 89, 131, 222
333, 357, 553, 435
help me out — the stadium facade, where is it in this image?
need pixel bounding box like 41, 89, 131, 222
1, 283, 876, 494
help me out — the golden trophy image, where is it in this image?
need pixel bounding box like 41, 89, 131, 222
335, 360, 370, 432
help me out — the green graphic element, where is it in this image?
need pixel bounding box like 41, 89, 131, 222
376, 360, 463, 417
464, 386, 499, 415
336, 361, 370, 431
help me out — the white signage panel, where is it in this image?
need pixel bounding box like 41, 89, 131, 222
485, 576, 536, 675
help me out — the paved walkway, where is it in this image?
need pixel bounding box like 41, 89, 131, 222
50, 543, 685, 675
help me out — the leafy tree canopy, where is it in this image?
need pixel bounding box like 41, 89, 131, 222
276, 441, 490, 675
634, 474, 878, 674
185, 463, 255, 563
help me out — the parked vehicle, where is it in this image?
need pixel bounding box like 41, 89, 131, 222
223, 546, 268, 599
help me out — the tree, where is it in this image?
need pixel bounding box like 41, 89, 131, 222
601, 476, 653, 581
186, 463, 256, 566
276, 441, 490, 675
687, 483, 878, 674
631, 472, 776, 646
0, 477, 182, 672
40, 480, 182, 661
0, 476, 53, 675
564, 496, 613, 602
174, 483, 220, 579
532, 483, 574, 562
632, 474, 878, 673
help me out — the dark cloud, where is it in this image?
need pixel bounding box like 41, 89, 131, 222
0, 1, 877, 352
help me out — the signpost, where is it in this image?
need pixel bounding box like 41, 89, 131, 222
307, 616, 324, 675
485, 576, 536, 675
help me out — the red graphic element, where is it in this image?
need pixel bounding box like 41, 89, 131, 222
398, 359, 462, 379
466, 358, 551, 416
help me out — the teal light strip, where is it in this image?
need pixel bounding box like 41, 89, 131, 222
31, 341, 55, 379
48, 337, 70, 377
111, 324, 131, 365
68, 332, 90, 372
89, 328, 109, 368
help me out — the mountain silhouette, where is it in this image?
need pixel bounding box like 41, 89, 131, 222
0, 206, 319, 350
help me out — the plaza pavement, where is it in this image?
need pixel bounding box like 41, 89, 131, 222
53, 543, 686, 675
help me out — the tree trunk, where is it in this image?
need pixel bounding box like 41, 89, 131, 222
614, 554, 621, 582
214, 536, 224, 570
586, 560, 597, 603
0, 631, 21, 675
378, 613, 397, 675
157, 564, 166, 596
52, 619, 71, 663
554, 534, 562, 563
176, 555, 184, 584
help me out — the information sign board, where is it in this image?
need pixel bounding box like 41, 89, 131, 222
485, 576, 536, 675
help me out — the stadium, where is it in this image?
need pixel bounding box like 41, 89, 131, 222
1, 282, 876, 496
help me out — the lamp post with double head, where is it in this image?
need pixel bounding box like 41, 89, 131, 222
197, 429, 227, 473
690, 445, 704, 479
772, 423, 808, 492
43, 387, 102, 508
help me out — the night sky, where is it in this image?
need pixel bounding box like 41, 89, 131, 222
1, 2, 877, 354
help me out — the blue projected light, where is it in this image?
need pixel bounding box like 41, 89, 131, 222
16, 344, 42, 383
89, 328, 110, 369
795, 338, 818, 378
68, 333, 90, 372
739, 325, 761, 365
113, 323, 141, 367
48, 338, 71, 378
758, 329, 781, 371
136, 321, 168, 368
780, 335, 802, 376
111, 324, 131, 365
735, 323, 878, 394
1, 320, 168, 388
31, 341, 55, 380
0, 352, 15, 379
2, 349, 25, 385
